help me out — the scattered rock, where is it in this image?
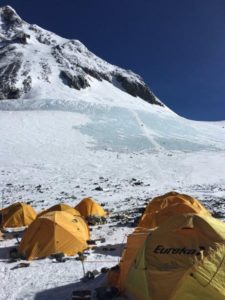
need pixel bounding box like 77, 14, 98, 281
50, 252, 65, 260
101, 267, 109, 273
9, 248, 20, 259
212, 211, 224, 219
86, 216, 107, 225
11, 262, 30, 270
132, 180, 143, 186
94, 186, 103, 191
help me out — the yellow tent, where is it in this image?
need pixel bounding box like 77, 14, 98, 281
143, 191, 210, 215
38, 203, 80, 218
75, 197, 106, 217
108, 227, 151, 290
139, 202, 210, 229
19, 211, 90, 260
113, 214, 225, 300
0, 202, 37, 228
139, 191, 210, 228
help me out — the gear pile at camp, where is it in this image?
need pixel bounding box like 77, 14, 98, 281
1, 192, 225, 299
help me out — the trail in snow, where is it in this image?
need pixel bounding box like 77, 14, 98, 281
132, 110, 162, 151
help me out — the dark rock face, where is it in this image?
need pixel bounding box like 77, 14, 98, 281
81, 66, 110, 82
59, 70, 90, 90
6, 87, 22, 99
23, 76, 32, 94
0, 6, 23, 31
0, 60, 21, 99
1, 33, 31, 46
115, 74, 162, 106
0, 52, 31, 99
12, 33, 30, 45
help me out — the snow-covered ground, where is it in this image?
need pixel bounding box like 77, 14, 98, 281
0, 82, 225, 299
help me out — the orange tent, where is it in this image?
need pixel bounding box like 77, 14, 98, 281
19, 211, 89, 260
38, 203, 80, 218
139, 191, 210, 228
144, 191, 210, 214
0, 202, 37, 228
75, 197, 106, 217
139, 202, 210, 229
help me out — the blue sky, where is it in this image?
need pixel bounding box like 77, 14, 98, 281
1, 0, 225, 120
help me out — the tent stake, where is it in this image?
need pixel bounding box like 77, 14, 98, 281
81, 259, 85, 277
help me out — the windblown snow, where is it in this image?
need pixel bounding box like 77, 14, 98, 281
0, 5, 225, 300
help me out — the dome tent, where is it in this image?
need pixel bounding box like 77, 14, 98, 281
19, 211, 89, 260
143, 191, 210, 215
112, 214, 225, 300
0, 202, 37, 228
75, 197, 106, 218
38, 203, 80, 218
139, 191, 210, 228
139, 202, 210, 229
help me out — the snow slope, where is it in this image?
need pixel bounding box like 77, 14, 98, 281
0, 80, 224, 155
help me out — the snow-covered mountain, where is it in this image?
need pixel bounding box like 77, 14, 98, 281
0, 5, 161, 105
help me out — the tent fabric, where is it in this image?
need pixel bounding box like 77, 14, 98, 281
75, 197, 106, 217
139, 202, 210, 229
38, 203, 80, 218
112, 227, 152, 291
19, 211, 90, 260
139, 191, 211, 228
0, 202, 37, 228
172, 244, 225, 300
143, 191, 210, 215
118, 214, 225, 300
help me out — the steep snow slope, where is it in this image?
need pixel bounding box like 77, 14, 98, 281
0, 80, 224, 154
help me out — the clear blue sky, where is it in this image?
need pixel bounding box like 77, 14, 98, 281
1, 0, 225, 120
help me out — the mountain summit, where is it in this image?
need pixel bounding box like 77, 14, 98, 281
0, 5, 161, 105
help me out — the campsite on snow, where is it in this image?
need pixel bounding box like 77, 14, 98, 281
0, 4, 225, 300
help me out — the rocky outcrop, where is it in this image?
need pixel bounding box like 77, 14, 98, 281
0, 5, 23, 32
115, 74, 161, 106
59, 70, 90, 90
